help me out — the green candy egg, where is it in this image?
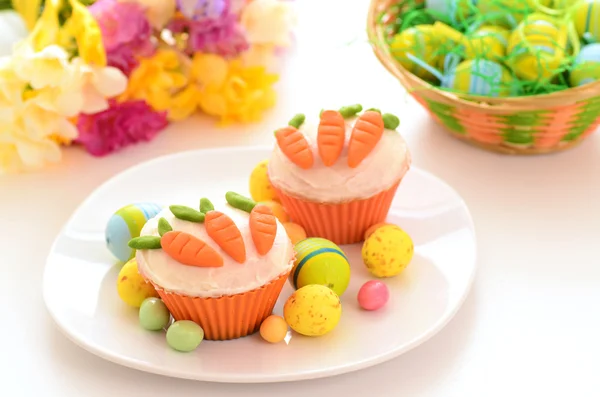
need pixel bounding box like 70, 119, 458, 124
139, 298, 171, 331
290, 238, 351, 297
166, 321, 204, 352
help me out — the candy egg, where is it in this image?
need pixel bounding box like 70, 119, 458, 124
139, 298, 171, 331
283, 284, 342, 337
570, 44, 600, 87
106, 202, 162, 263
362, 225, 414, 278
573, 0, 600, 43
390, 25, 441, 81
425, 0, 473, 25
506, 14, 567, 81
291, 238, 351, 297
166, 320, 204, 352
464, 26, 510, 61
442, 59, 515, 96
476, 0, 552, 27
260, 315, 288, 343
358, 280, 390, 311
364, 222, 394, 240
249, 159, 279, 203
117, 259, 159, 308
282, 222, 307, 244
259, 200, 289, 223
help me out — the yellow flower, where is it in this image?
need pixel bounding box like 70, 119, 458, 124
240, 0, 296, 48
64, 0, 107, 66
28, 0, 62, 51
11, 0, 43, 31
193, 53, 279, 124
120, 49, 191, 120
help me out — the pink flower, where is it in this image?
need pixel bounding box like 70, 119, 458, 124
167, 13, 249, 57
75, 100, 168, 156
90, 0, 155, 75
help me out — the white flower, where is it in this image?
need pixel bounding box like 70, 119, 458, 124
240, 0, 297, 47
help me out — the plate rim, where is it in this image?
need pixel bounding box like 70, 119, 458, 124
43, 146, 478, 383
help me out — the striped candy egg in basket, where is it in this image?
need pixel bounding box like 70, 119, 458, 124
367, 0, 600, 154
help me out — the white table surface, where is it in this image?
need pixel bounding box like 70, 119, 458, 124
2, 1, 600, 396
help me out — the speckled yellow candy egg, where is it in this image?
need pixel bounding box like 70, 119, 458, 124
249, 159, 279, 203
362, 225, 414, 278
283, 284, 342, 337
117, 258, 158, 308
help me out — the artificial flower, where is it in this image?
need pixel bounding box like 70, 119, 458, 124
28, 0, 61, 51
119, 48, 190, 120
116, 0, 176, 30
75, 99, 168, 156
64, 0, 107, 66
167, 13, 248, 57
90, 0, 155, 74
8, 42, 128, 116
90, 0, 153, 53
176, 0, 228, 20
240, 0, 296, 47
192, 53, 278, 124
0, 96, 79, 174
11, 0, 43, 31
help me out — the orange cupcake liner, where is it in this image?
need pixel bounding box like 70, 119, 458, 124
153, 270, 290, 341
272, 181, 401, 245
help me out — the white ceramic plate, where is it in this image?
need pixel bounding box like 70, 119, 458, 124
43, 146, 477, 383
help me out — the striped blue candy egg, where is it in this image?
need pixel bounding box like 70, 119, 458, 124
290, 238, 351, 297
105, 202, 163, 262
443, 59, 515, 96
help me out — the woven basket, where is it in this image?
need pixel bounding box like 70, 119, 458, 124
367, 0, 600, 155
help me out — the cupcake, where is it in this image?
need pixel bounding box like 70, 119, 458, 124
129, 192, 294, 341
268, 105, 411, 245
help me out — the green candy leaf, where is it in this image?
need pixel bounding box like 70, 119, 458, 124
169, 205, 205, 223
128, 236, 162, 250
365, 108, 381, 113
339, 104, 363, 118
382, 113, 400, 130
200, 198, 214, 213
319, 109, 324, 118
225, 191, 256, 213
288, 113, 306, 129
157, 217, 172, 237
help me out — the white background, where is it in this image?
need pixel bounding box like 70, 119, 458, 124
1, 1, 600, 396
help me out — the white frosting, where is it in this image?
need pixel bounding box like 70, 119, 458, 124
136, 203, 294, 298
268, 115, 411, 202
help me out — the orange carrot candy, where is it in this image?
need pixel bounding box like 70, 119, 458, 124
205, 210, 246, 263
249, 204, 277, 255
128, 217, 224, 268
347, 108, 387, 168
161, 231, 224, 268
317, 108, 348, 167
274, 113, 314, 170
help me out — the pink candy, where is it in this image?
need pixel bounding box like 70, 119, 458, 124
357, 281, 389, 311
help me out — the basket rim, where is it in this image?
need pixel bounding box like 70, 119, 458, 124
366, 0, 600, 111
